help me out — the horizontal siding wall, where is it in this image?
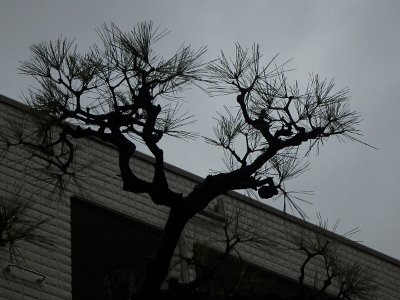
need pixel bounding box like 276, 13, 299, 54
0, 95, 399, 299
0, 99, 72, 300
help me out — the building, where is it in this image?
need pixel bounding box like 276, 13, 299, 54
0, 94, 399, 299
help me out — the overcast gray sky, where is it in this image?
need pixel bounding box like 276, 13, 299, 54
1, 0, 399, 260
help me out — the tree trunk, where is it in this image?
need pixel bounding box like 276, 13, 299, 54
138, 207, 189, 296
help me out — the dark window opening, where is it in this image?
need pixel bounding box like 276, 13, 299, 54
71, 198, 161, 300
194, 246, 331, 299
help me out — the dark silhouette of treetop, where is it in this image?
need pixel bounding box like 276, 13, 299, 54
5, 21, 369, 298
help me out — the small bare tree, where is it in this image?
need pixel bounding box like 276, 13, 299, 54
4, 21, 365, 296
174, 208, 273, 299
290, 216, 378, 300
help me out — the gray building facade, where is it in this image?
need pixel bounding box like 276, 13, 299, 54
0, 94, 399, 299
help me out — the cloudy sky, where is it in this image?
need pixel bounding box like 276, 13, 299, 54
1, 1, 399, 260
